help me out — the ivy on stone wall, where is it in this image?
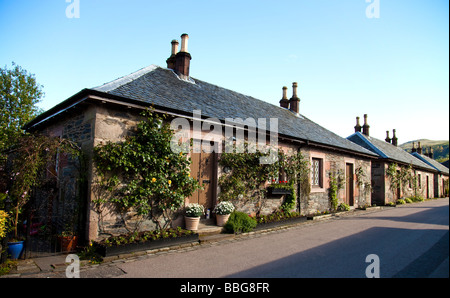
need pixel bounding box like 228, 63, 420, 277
93, 108, 201, 232
218, 148, 309, 215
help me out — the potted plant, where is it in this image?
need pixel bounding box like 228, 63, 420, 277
214, 201, 235, 227
184, 203, 204, 231
58, 230, 78, 253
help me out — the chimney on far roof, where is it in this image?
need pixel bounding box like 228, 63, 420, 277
428, 147, 434, 159
385, 131, 391, 143
279, 86, 289, 109
354, 117, 362, 133
289, 82, 300, 114
411, 142, 417, 153
174, 33, 192, 79
166, 39, 179, 69
417, 141, 423, 154
392, 129, 398, 146
362, 114, 370, 136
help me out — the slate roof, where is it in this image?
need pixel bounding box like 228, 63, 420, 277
347, 132, 436, 171
411, 152, 449, 175
90, 65, 377, 157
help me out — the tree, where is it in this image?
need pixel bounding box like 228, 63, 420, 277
0, 62, 44, 158
94, 108, 201, 231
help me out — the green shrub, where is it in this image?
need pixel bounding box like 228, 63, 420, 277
405, 198, 413, 204
224, 211, 257, 234
410, 195, 424, 202
337, 203, 350, 211
397, 199, 406, 205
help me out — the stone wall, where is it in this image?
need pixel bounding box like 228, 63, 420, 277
299, 148, 372, 215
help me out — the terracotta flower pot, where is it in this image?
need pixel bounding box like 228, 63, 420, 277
216, 214, 230, 227
185, 216, 200, 231
58, 236, 78, 252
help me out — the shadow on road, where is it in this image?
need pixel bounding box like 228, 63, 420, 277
224, 227, 448, 278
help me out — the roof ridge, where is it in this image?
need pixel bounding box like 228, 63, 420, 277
349, 132, 388, 158
92, 64, 159, 92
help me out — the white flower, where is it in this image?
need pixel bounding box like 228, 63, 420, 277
214, 201, 235, 215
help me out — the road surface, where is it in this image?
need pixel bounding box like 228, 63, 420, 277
116, 198, 449, 278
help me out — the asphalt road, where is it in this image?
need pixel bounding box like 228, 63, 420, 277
117, 198, 449, 278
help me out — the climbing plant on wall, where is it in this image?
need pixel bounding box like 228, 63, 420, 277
93, 108, 201, 231
386, 163, 414, 200
328, 169, 345, 211
218, 147, 309, 214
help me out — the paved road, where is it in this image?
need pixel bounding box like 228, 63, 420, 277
116, 198, 449, 278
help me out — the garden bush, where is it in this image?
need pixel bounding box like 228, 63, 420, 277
397, 199, 406, 205
224, 211, 257, 234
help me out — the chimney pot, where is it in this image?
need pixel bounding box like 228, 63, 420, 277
289, 82, 300, 114
385, 131, 391, 143
354, 117, 362, 133
166, 39, 179, 69
180, 33, 189, 52
417, 141, 423, 154
362, 114, 370, 136
174, 33, 192, 79
391, 129, 398, 146
411, 142, 417, 153
279, 86, 289, 109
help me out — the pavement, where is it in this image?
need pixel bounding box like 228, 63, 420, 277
1, 198, 448, 278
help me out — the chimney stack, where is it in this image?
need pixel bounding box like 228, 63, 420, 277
362, 114, 370, 136
411, 142, 417, 153
391, 129, 398, 146
166, 39, 179, 69
428, 147, 434, 159
354, 117, 362, 133
385, 131, 391, 143
279, 86, 289, 109
417, 142, 423, 154
289, 82, 300, 114
174, 33, 192, 79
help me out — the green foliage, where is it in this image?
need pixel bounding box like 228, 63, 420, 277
97, 227, 194, 247
273, 183, 296, 212
404, 198, 413, 204
256, 210, 302, 224
0, 259, 17, 276
386, 163, 415, 199
93, 108, 201, 231
355, 166, 372, 198
219, 148, 309, 215
0, 62, 44, 159
1, 134, 81, 240
397, 199, 406, 205
337, 203, 350, 211
328, 170, 345, 211
223, 211, 257, 234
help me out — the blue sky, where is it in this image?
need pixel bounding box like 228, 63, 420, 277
1, 0, 448, 143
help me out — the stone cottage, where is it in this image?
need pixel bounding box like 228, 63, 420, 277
25, 34, 378, 241
409, 145, 449, 198
347, 116, 438, 205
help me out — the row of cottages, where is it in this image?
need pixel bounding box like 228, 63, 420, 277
24, 34, 378, 241
410, 144, 449, 198
347, 116, 447, 205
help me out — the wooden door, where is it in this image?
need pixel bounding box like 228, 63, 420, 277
426, 176, 430, 199
345, 163, 354, 206
188, 151, 215, 210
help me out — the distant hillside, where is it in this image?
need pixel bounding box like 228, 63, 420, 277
400, 139, 449, 163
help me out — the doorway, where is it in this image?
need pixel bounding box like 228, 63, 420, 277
345, 163, 354, 206
188, 151, 216, 211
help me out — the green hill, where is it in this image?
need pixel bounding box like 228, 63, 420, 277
400, 139, 449, 163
